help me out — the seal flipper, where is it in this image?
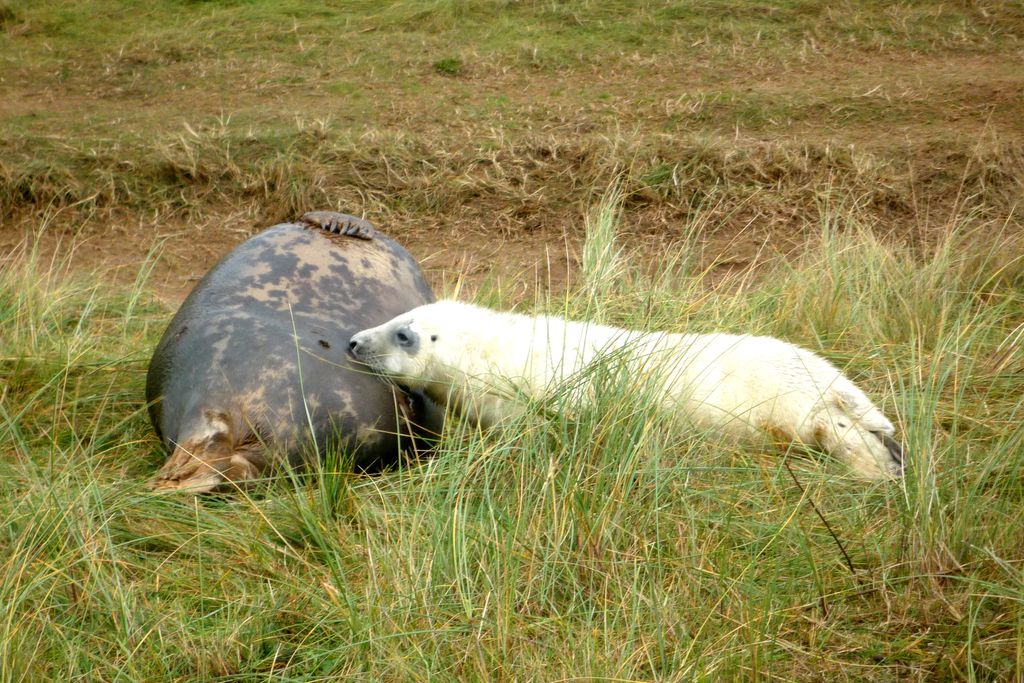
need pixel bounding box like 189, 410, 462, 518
806, 395, 903, 480
149, 411, 269, 493
877, 432, 905, 470
399, 386, 446, 452
300, 211, 376, 240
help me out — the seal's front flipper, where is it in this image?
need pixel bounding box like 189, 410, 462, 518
300, 211, 376, 240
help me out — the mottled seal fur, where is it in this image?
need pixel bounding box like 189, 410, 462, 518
349, 300, 905, 480
145, 211, 442, 492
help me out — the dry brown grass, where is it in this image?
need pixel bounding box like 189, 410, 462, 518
2, 1, 1022, 301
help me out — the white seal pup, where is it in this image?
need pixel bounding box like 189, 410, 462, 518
348, 300, 904, 480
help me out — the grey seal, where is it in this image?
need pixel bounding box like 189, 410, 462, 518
145, 211, 442, 492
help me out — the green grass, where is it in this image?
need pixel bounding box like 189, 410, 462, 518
2, 194, 1023, 679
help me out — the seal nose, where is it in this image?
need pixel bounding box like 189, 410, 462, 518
348, 339, 359, 354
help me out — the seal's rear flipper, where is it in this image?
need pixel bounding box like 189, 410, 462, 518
877, 432, 905, 474
149, 413, 268, 493
149, 444, 265, 493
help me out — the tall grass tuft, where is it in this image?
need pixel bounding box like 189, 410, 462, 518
579, 181, 625, 321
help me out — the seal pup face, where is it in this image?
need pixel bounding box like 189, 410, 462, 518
348, 300, 497, 386
350, 300, 534, 429
348, 301, 457, 387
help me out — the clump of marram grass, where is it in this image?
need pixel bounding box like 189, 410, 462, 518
2, 198, 1024, 679
572, 180, 629, 326
432, 56, 464, 76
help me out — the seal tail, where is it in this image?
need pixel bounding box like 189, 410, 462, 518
812, 392, 904, 480
149, 411, 268, 493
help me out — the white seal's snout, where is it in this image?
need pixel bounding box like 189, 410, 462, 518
348, 334, 363, 357
349, 322, 420, 363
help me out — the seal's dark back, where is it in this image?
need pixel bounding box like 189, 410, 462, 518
145, 220, 439, 491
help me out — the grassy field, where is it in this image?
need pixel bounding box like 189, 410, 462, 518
3, 0, 1022, 296
2, 1, 1024, 680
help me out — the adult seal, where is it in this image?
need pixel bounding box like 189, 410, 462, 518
145, 211, 442, 492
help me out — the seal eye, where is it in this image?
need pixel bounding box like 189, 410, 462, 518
430, 335, 438, 342
394, 326, 417, 349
